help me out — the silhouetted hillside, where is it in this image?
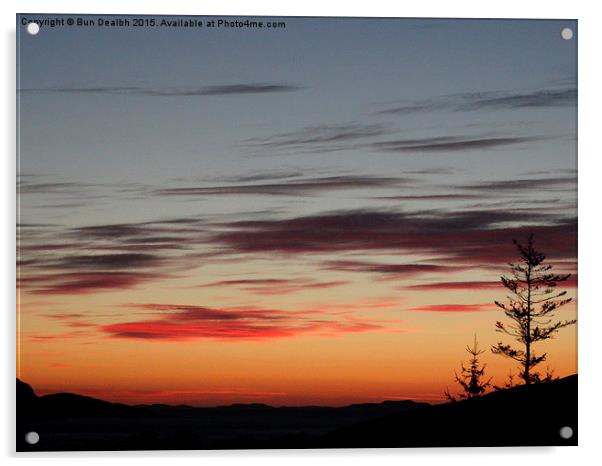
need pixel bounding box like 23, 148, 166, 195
16, 379, 426, 451
17, 378, 151, 419
317, 374, 578, 448
16, 376, 576, 450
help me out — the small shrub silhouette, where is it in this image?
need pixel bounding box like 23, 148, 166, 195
445, 334, 492, 401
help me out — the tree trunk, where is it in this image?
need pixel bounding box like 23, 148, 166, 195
525, 265, 532, 385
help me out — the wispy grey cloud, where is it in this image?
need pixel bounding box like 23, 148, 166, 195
183, 84, 301, 96
376, 87, 576, 115
402, 168, 456, 175
247, 121, 539, 155
370, 136, 537, 153
375, 193, 484, 202
18, 181, 93, 195
458, 176, 575, 192
21, 83, 302, 97
461, 88, 576, 110
245, 123, 390, 153
16, 177, 151, 207
212, 170, 306, 183
375, 175, 575, 205
155, 175, 409, 197
523, 168, 577, 176
199, 278, 349, 295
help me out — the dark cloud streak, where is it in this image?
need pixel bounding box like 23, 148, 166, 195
155, 176, 409, 197
370, 136, 537, 153
376, 88, 576, 115
323, 260, 459, 277
199, 278, 349, 295
245, 123, 390, 153
458, 176, 575, 191
210, 209, 576, 266
21, 83, 302, 97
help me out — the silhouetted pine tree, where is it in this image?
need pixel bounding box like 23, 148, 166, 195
446, 335, 492, 401
492, 234, 576, 385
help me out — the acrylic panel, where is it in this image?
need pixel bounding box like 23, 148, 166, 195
16, 15, 578, 451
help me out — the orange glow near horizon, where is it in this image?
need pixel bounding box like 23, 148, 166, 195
17, 261, 578, 406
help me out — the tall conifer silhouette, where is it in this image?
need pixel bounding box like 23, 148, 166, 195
492, 234, 576, 384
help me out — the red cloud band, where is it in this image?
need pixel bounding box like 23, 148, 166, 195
100, 303, 399, 341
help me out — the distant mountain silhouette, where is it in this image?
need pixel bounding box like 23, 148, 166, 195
16, 375, 576, 451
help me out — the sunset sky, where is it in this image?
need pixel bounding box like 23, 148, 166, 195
17, 16, 577, 406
